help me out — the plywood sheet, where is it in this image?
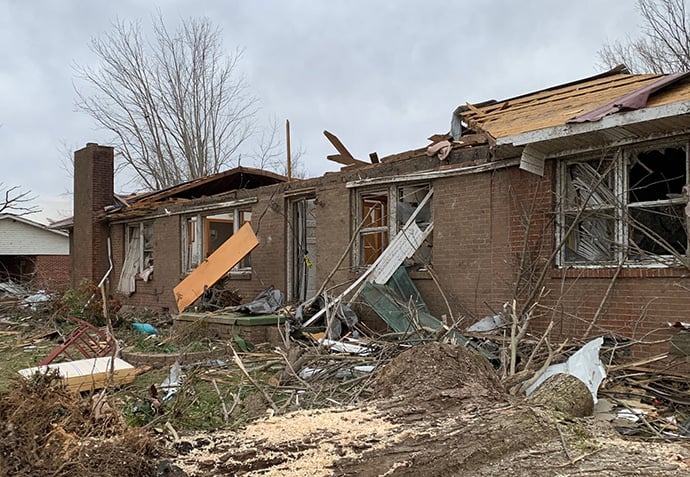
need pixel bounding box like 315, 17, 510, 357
174, 222, 259, 312
458, 73, 690, 139
19, 357, 136, 393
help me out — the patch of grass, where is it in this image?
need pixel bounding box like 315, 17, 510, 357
0, 331, 57, 393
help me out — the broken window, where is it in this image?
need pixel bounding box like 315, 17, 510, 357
627, 147, 688, 260
558, 144, 688, 266
182, 209, 252, 273
355, 183, 433, 267
118, 222, 153, 294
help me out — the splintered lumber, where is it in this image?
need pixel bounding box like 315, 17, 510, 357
323, 130, 369, 167
528, 373, 594, 417
173, 222, 259, 312
18, 357, 136, 393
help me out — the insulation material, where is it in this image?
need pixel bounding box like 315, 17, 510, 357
19, 357, 136, 393
173, 222, 259, 312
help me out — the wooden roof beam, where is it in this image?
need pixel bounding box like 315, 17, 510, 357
324, 130, 369, 167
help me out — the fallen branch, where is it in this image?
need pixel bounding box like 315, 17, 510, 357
232, 349, 278, 413
212, 378, 230, 423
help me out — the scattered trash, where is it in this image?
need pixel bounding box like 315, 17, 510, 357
132, 322, 157, 334
0, 280, 27, 295
231, 286, 285, 315
21, 290, 52, 310
319, 338, 372, 355
159, 360, 183, 401
467, 312, 506, 333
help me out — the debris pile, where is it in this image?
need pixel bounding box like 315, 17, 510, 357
0, 372, 158, 477
601, 363, 690, 438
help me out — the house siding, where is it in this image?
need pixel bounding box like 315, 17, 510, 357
0, 219, 69, 255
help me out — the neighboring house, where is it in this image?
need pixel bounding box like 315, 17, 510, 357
0, 213, 70, 290
63, 66, 690, 359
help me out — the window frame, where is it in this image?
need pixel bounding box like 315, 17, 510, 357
353, 182, 433, 268
556, 140, 689, 268
125, 221, 154, 272
181, 208, 252, 274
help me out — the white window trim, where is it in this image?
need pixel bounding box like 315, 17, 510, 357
182, 208, 252, 274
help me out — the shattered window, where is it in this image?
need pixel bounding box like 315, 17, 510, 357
562, 160, 617, 263
142, 223, 154, 269
355, 183, 433, 267
125, 222, 153, 272
183, 209, 252, 272
627, 147, 688, 261
559, 144, 689, 266
118, 222, 154, 294
398, 184, 433, 266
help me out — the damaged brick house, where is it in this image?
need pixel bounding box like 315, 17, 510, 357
64, 66, 690, 358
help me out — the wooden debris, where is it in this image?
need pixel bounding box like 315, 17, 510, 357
323, 130, 368, 167
173, 222, 259, 312
18, 357, 136, 393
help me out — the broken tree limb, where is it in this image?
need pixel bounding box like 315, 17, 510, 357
425, 265, 454, 325
212, 378, 230, 423
232, 349, 278, 413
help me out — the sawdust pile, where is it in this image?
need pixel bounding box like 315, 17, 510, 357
173, 407, 399, 477
171, 342, 689, 476
0, 372, 158, 477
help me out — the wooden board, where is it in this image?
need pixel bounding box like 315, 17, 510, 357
173, 222, 259, 312
19, 357, 136, 393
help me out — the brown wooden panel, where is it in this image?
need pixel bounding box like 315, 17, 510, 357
173, 222, 259, 312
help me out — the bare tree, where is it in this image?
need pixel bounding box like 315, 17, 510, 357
250, 116, 307, 178
75, 15, 257, 190
0, 184, 39, 216
599, 0, 690, 73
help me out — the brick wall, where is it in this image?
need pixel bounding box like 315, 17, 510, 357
99, 145, 688, 359
72, 143, 114, 287
34, 255, 70, 291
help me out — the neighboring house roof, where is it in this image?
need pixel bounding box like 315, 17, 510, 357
455, 65, 690, 141
0, 213, 69, 255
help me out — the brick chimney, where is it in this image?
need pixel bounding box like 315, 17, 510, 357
72, 143, 114, 287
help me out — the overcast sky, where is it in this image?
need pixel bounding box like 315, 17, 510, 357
0, 0, 642, 223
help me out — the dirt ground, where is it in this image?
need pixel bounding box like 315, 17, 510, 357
170, 343, 690, 476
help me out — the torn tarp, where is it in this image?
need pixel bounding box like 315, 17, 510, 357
232, 287, 285, 315
526, 337, 606, 403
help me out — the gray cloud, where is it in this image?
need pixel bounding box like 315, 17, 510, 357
0, 0, 641, 222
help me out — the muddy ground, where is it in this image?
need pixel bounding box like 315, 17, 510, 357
170, 343, 690, 476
